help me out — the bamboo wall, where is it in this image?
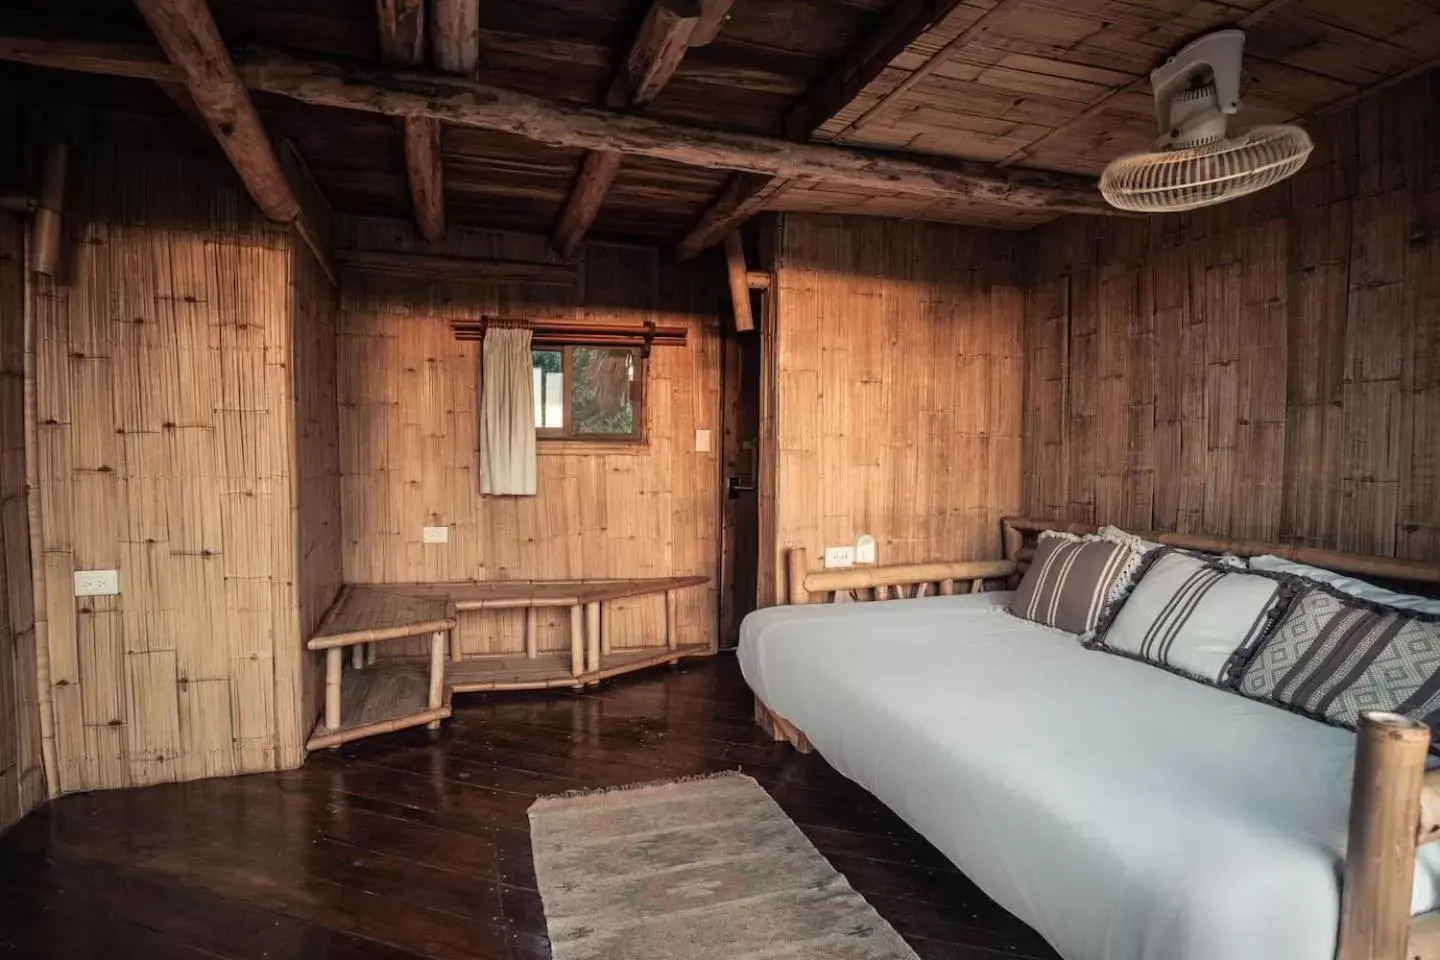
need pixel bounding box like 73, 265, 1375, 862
1, 211, 44, 830
336, 217, 723, 656
1022, 72, 1440, 558
763, 214, 1024, 604
30, 109, 322, 793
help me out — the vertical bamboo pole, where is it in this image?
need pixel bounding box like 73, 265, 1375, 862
665, 589, 677, 650
365, 642, 377, 665
787, 548, 809, 605
450, 625, 462, 661
568, 604, 584, 679
586, 601, 601, 673
1336, 712, 1431, 960
939, 578, 955, 595
971, 578, 984, 594
427, 630, 445, 730
600, 601, 611, 655
524, 605, 537, 659
324, 647, 342, 731
31, 144, 66, 277
351, 644, 364, 669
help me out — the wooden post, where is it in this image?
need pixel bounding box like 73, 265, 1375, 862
665, 588, 677, 650
724, 230, 754, 333
524, 605, 537, 659
600, 601, 612, 656
431, 0, 479, 74
324, 647, 343, 731
365, 641, 377, 665
427, 630, 446, 730
568, 604, 584, 680
586, 601, 601, 673
939, 578, 955, 595
31, 143, 65, 276
1001, 517, 1024, 562
971, 577, 984, 593
350, 644, 364, 670
449, 625, 462, 661
787, 548, 810, 605
1336, 712, 1431, 960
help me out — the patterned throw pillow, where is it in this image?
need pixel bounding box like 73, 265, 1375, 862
1093, 550, 1289, 684
1239, 587, 1440, 733
1010, 533, 1139, 636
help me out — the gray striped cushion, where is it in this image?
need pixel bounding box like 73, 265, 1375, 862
1011, 534, 1132, 636
1239, 587, 1440, 733
1095, 550, 1286, 683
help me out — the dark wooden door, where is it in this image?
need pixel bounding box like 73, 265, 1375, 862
719, 329, 761, 649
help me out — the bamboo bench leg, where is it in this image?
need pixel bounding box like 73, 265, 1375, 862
365, 641, 377, 666
427, 630, 446, 731
524, 605, 537, 659
351, 644, 364, 670
665, 589, 677, 651
586, 601, 601, 678
324, 647, 343, 732
568, 604, 584, 688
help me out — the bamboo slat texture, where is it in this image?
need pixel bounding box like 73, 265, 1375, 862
1, 209, 44, 831
1021, 72, 1440, 560
335, 216, 723, 658
763, 214, 1024, 604
28, 108, 330, 794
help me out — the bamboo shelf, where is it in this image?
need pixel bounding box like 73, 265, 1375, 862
449, 643, 711, 693
306, 662, 453, 751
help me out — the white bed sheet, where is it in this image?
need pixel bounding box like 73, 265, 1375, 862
737, 591, 1440, 960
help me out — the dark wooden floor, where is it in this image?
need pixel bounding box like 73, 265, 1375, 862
0, 655, 1058, 960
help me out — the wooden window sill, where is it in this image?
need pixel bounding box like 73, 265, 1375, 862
538, 440, 649, 456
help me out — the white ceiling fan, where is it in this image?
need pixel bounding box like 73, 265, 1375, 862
1099, 29, 1314, 213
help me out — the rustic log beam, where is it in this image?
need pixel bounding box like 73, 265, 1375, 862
0, 37, 1111, 216
432, 0, 479, 75
675, 174, 792, 261
336, 248, 577, 285
376, 0, 445, 241
131, 0, 301, 225
746, 270, 769, 290
552, 149, 622, 260
723, 231, 754, 333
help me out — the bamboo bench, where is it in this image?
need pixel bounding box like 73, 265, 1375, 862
307, 576, 710, 750
764, 517, 1440, 960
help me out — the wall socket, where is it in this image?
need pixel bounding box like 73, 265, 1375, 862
824, 546, 855, 569
855, 534, 877, 565
74, 569, 120, 597
422, 526, 450, 544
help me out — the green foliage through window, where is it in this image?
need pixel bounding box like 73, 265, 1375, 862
531, 346, 643, 441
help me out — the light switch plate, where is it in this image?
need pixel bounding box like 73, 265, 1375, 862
422, 526, 450, 544
695, 429, 711, 453
824, 546, 855, 569
74, 569, 120, 597
855, 534, 877, 564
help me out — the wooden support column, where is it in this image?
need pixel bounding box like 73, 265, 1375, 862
524, 606, 537, 659
586, 601, 601, 674
600, 601, 612, 656
366, 642, 377, 665
1336, 712, 1431, 960
324, 647, 343, 730
432, 0, 479, 74
723, 230, 754, 332
665, 589, 677, 650
427, 630, 446, 730
569, 604, 584, 680
351, 644, 364, 670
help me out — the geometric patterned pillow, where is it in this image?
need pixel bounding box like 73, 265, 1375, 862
1010, 532, 1141, 637
1238, 587, 1440, 735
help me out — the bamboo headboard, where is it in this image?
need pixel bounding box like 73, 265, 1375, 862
783, 517, 1440, 606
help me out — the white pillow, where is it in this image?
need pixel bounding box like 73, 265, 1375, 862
1094, 550, 1288, 684
1247, 555, 1440, 615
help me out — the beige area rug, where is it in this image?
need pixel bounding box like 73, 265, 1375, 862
527, 771, 920, 960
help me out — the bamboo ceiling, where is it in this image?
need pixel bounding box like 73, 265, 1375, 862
1, 0, 1438, 251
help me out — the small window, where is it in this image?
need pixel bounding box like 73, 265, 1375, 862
532, 345, 644, 442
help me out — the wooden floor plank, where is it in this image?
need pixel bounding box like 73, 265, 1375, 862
0, 656, 1059, 960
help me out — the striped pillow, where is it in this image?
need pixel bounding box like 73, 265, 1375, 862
1093, 550, 1287, 684
1010, 533, 1134, 636
1239, 587, 1440, 734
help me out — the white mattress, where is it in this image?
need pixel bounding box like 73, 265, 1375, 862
738, 592, 1440, 960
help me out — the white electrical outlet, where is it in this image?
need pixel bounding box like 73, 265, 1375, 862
855, 534, 877, 564
824, 546, 855, 569
74, 569, 120, 597
422, 526, 450, 544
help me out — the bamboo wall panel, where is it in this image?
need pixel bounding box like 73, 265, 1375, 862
1, 211, 44, 831
32, 109, 310, 793
766, 214, 1023, 604
290, 240, 341, 767
1022, 72, 1440, 559
336, 217, 722, 656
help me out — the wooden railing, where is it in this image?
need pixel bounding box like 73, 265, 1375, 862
784, 548, 1014, 605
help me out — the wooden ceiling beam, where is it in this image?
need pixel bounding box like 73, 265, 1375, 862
675, 174, 793, 261
0, 36, 1111, 216
376, 0, 444, 241
554, 0, 735, 261
432, 0, 479, 75
336, 248, 577, 285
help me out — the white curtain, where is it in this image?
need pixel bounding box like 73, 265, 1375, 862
480, 325, 537, 495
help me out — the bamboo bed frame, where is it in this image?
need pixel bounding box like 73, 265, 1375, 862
759, 516, 1440, 960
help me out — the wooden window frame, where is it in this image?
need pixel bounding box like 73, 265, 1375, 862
533, 343, 648, 445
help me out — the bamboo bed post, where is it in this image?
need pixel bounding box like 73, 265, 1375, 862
586, 601, 601, 673
665, 589, 677, 650
426, 631, 445, 730
787, 548, 810, 605
568, 604, 584, 681
1336, 712, 1431, 960
524, 605, 537, 659
324, 647, 343, 731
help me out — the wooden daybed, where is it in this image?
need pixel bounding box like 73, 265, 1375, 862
307, 576, 709, 750
747, 517, 1440, 960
